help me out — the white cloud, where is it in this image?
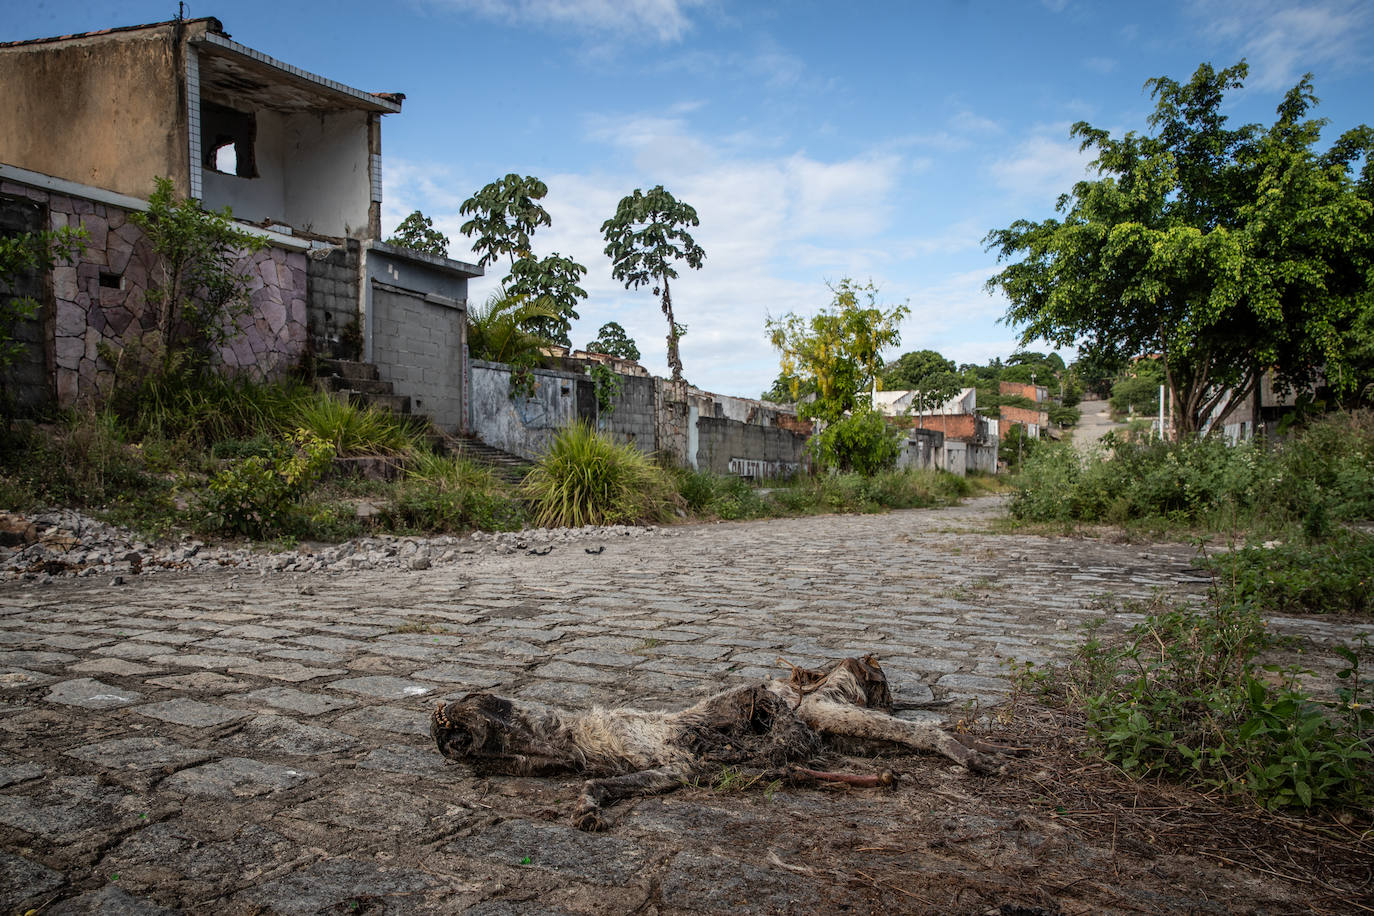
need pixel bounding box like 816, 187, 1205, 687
424, 0, 711, 42
1194, 0, 1372, 90
986, 126, 1095, 202
1084, 56, 1116, 74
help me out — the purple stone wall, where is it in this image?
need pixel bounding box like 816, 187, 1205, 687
2, 179, 308, 407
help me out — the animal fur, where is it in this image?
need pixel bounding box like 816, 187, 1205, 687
431, 655, 1003, 830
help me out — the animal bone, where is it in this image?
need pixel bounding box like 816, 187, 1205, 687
431, 655, 1004, 830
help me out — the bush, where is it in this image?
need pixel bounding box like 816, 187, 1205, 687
1204, 531, 1374, 615
520, 424, 679, 527
675, 469, 772, 520
201, 430, 335, 537
808, 409, 899, 475
1040, 594, 1373, 813
1010, 411, 1374, 534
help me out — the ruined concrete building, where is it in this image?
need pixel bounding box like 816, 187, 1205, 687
0, 16, 479, 426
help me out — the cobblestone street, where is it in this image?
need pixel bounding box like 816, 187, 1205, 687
2, 498, 1368, 914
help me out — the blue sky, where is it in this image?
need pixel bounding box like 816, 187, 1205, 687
10, 1, 1374, 397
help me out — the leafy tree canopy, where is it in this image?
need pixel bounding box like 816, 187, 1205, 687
602, 186, 705, 381
387, 211, 450, 258
881, 349, 955, 389
504, 253, 586, 348
585, 321, 641, 362
459, 174, 551, 269
986, 61, 1374, 436
766, 279, 910, 422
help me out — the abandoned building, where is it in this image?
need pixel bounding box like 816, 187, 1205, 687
0, 15, 817, 474
0, 15, 481, 426
874, 387, 999, 475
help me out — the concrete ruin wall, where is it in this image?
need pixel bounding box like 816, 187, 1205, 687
305, 240, 360, 360
469, 361, 582, 459
897, 428, 946, 472
695, 416, 807, 478
1, 179, 307, 408
468, 359, 810, 473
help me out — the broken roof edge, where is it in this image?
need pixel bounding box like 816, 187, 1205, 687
364, 240, 483, 278
0, 16, 223, 50
195, 32, 402, 114
0, 162, 311, 252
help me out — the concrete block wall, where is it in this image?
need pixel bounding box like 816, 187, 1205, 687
603, 374, 655, 450
305, 241, 360, 359
369, 285, 465, 430
695, 416, 808, 477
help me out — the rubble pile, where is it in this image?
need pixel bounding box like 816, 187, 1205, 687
0, 509, 666, 584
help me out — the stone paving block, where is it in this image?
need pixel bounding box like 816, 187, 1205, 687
363, 642, 448, 662
144, 672, 246, 693
238, 857, 434, 915
356, 745, 449, 776
223, 715, 359, 756
407, 664, 506, 688
64, 736, 212, 771
161, 757, 314, 798
0, 794, 91, 836
123, 631, 200, 645
291, 635, 367, 652
449, 819, 651, 885
334, 705, 428, 735
189, 637, 272, 653
227, 660, 345, 682
94, 642, 175, 660
70, 658, 158, 677
0, 850, 65, 907
530, 661, 622, 685
235, 686, 355, 715
46, 678, 141, 709
0, 666, 57, 688
221, 624, 297, 639
463, 902, 579, 916
559, 649, 639, 668
654, 642, 731, 660
46, 884, 180, 915
106, 821, 295, 882
263, 647, 343, 663
0, 759, 45, 787
0, 649, 78, 669
514, 680, 611, 707
134, 698, 251, 728
326, 675, 435, 699
146, 653, 246, 670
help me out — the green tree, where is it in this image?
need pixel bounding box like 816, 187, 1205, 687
387, 210, 450, 257
881, 349, 955, 389
459, 174, 551, 269
130, 177, 267, 376
585, 321, 640, 361
765, 279, 909, 422
465, 292, 559, 366
504, 253, 586, 348
601, 186, 705, 382
985, 62, 1374, 436
0, 225, 85, 418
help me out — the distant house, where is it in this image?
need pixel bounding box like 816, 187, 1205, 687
997, 380, 1050, 438
0, 16, 480, 428
873, 387, 998, 475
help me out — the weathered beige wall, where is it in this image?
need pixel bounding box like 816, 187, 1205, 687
0, 26, 187, 199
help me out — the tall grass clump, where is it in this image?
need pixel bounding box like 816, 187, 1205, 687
292, 392, 422, 457
386, 451, 526, 533
521, 423, 678, 527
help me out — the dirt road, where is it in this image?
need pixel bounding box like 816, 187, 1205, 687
2, 499, 1368, 913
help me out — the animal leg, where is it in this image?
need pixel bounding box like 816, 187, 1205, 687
573, 765, 688, 832
797, 699, 1003, 774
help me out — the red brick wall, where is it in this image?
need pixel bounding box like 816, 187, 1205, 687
999, 381, 1041, 401
1000, 405, 1048, 429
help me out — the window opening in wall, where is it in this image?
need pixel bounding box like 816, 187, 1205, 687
98, 271, 122, 289
201, 101, 258, 178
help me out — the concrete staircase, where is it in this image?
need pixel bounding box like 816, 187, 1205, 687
315, 358, 411, 416
442, 434, 534, 483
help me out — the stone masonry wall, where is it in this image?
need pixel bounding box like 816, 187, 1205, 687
3, 179, 307, 407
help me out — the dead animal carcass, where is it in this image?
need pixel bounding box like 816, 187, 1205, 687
430, 655, 1008, 830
